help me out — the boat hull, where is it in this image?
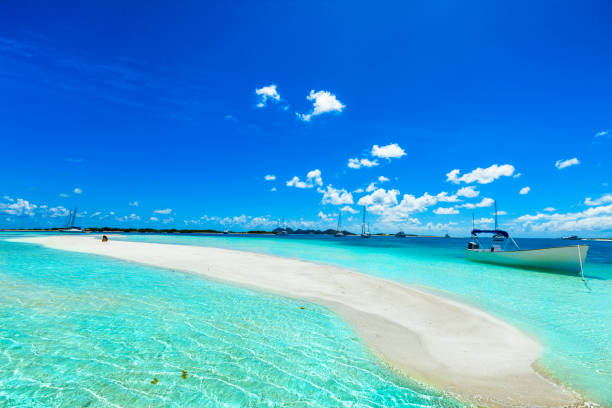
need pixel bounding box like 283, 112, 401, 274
466, 245, 589, 274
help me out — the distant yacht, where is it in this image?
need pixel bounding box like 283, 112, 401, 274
360, 206, 370, 238
562, 235, 580, 240
444, 233, 451, 238
334, 212, 344, 237
59, 206, 83, 232
395, 231, 407, 238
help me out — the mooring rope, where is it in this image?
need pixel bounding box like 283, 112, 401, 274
577, 245, 585, 281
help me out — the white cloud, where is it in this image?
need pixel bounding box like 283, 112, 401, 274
341, 205, 359, 214
555, 158, 579, 169
319, 185, 354, 205
264, 174, 276, 181
585, 194, 612, 206
270, 187, 277, 192
286, 169, 323, 188
153, 208, 172, 214
150, 216, 159, 221
59, 193, 69, 198
519, 186, 531, 195
494, 211, 508, 215
433, 207, 459, 215
435, 192, 460, 202
116, 213, 140, 222
543, 207, 556, 212
73, 187, 82, 194
371, 143, 406, 159
513, 173, 522, 178
447, 164, 515, 184
456, 186, 479, 198
255, 84, 280, 108
378, 176, 390, 183
514, 204, 612, 232
365, 182, 377, 192
129, 201, 139, 206
3, 196, 13, 202
318, 211, 332, 222
460, 197, 495, 208
475, 217, 494, 226
347, 158, 379, 169
297, 90, 345, 121
353, 188, 364, 193
90, 211, 102, 217
595, 130, 609, 137
162, 217, 174, 224
0, 198, 37, 217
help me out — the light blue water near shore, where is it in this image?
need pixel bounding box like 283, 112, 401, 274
112, 233, 612, 406
0, 234, 463, 407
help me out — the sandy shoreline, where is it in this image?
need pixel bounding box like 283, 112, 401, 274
11, 235, 579, 407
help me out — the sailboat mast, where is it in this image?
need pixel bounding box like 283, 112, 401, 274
337, 211, 342, 232
362, 206, 366, 235
494, 201, 498, 230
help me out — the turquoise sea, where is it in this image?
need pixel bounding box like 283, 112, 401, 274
1, 232, 611, 406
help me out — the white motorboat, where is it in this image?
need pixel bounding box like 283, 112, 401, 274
466, 229, 588, 275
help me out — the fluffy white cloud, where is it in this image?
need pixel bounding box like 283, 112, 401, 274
378, 176, 390, 182
447, 164, 515, 184
59, 193, 69, 198
341, 205, 359, 214
555, 158, 579, 169
495, 211, 508, 215
371, 143, 406, 159
585, 194, 612, 206
73, 187, 82, 194
357, 188, 441, 222
0, 198, 37, 217
456, 186, 479, 198
153, 208, 172, 214
595, 130, 609, 137
365, 182, 377, 192
270, 187, 277, 192
255, 84, 280, 108
435, 192, 460, 202
433, 207, 459, 215
514, 204, 612, 232
116, 213, 140, 222
519, 186, 531, 195
297, 90, 345, 122
286, 169, 323, 188
264, 174, 276, 181
319, 185, 354, 205
353, 188, 364, 193
347, 158, 379, 169
543, 207, 556, 212
460, 197, 494, 208
129, 201, 139, 206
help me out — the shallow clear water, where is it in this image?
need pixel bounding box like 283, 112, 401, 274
110, 233, 612, 406
0, 235, 462, 407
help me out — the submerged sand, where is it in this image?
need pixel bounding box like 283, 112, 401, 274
12, 235, 579, 407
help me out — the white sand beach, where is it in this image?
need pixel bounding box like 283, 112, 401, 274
12, 235, 579, 407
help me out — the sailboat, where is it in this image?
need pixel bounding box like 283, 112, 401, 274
466, 204, 589, 276
59, 206, 83, 232
276, 216, 288, 235
334, 211, 344, 237
361, 206, 371, 238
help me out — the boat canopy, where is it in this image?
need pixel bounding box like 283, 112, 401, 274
471, 229, 509, 238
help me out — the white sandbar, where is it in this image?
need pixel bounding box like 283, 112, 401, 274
12, 235, 579, 407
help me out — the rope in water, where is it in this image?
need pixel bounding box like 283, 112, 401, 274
577, 245, 585, 281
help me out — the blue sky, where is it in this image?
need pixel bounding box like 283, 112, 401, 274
1, 0, 611, 236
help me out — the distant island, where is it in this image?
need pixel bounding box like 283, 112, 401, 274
0, 226, 418, 237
